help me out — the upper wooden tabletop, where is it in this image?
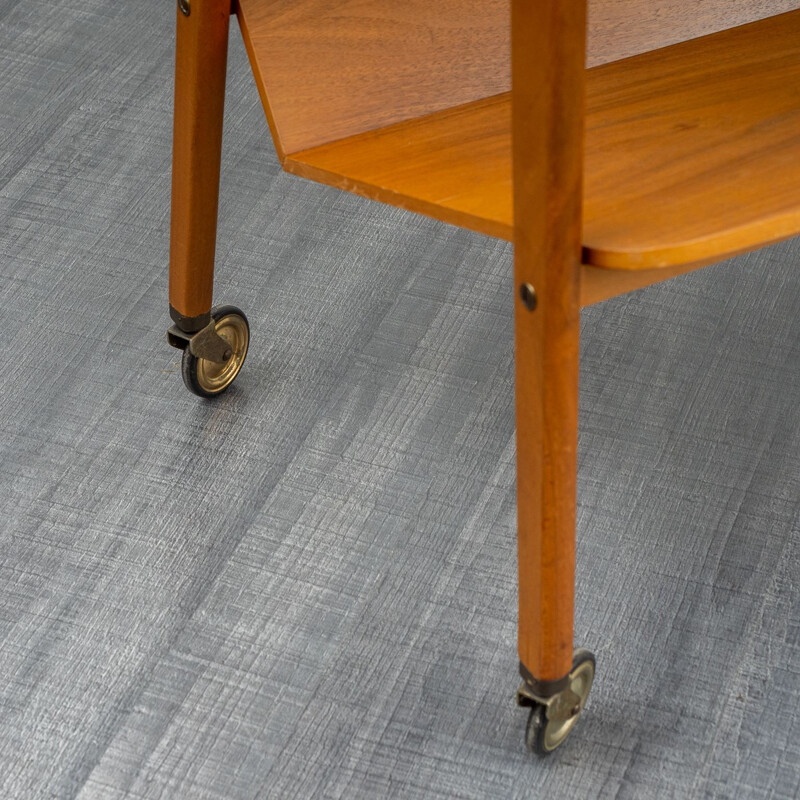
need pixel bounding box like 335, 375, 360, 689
284, 11, 800, 271
236, 0, 800, 155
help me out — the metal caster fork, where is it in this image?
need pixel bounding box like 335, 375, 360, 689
517, 649, 595, 755
167, 304, 250, 398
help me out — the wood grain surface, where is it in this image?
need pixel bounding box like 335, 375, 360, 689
511, 0, 586, 681
236, 0, 800, 153
169, 0, 230, 320
285, 10, 800, 278
235, 0, 509, 155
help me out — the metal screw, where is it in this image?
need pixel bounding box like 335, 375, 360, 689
178, 0, 190, 16
222, 348, 233, 362
519, 283, 537, 311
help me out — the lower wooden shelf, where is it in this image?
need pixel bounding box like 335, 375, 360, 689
284, 10, 800, 276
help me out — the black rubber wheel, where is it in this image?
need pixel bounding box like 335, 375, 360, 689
525, 649, 595, 756
182, 305, 250, 398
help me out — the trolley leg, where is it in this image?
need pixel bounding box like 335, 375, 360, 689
514, 287, 579, 691
511, 0, 595, 754
169, 0, 231, 333
167, 1, 249, 398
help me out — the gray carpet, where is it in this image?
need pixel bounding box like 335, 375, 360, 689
1, 1, 798, 798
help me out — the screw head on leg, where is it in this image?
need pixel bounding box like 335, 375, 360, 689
519, 283, 537, 311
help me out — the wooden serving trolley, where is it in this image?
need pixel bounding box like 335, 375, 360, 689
166, 0, 800, 753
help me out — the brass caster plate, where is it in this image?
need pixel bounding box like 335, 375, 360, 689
519, 648, 595, 756
181, 305, 250, 398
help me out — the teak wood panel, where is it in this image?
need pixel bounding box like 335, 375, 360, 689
284, 10, 800, 277
236, 0, 508, 157
236, 0, 800, 154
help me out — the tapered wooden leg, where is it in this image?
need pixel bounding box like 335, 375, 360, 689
512, 0, 587, 690
511, 0, 592, 755
169, 0, 231, 332
514, 293, 580, 688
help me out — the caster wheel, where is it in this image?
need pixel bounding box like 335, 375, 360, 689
182, 305, 250, 398
523, 649, 595, 756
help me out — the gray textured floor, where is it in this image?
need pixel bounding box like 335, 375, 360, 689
1, 2, 799, 798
